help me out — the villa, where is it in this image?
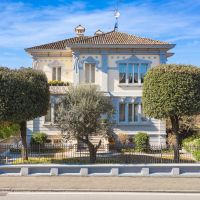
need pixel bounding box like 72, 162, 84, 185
25, 25, 175, 146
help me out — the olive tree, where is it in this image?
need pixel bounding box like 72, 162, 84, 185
142, 64, 200, 162
57, 85, 114, 163
0, 67, 49, 160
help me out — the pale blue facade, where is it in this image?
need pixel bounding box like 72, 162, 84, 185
26, 29, 175, 145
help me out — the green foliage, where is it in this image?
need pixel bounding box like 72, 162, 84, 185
182, 136, 200, 161
0, 122, 20, 139
57, 85, 114, 163
48, 80, 70, 86
192, 150, 200, 161
57, 85, 114, 140
143, 64, 200, 119
134, 132, 150, 152
182, 136, 200, 150
30, 132, 48, 145
0, 67, 50, 122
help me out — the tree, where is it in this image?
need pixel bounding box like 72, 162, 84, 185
57, 85, 114, 163
142, 64, 200, 162
0, 67, 49, 160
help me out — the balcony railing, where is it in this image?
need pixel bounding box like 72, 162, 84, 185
48, 81, 69, 94
49, 85, 68, 94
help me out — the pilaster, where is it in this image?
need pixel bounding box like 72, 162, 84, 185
101, 50, 108, 91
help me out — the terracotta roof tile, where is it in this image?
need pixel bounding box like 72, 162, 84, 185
26, 31, 173, 51
25, 36, 89, 51
74, 31, 169, 45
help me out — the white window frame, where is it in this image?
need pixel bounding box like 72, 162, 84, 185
52, 66, 62, 81
44, 103, 59, 125
84, 63, 96, 83
118, 63, 149, 85
118, 102, 149, 124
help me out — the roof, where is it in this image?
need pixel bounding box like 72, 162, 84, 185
25, 36, 89, 51
25, 31, 174, 51
74, 31, 169, 45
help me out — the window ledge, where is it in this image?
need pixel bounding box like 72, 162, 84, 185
117, 121, 151, 126
118, 83, 143, 87
43, 122, 59, 127
43, 122, 53, 126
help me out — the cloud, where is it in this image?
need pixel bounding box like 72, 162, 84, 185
0, 0, 200, 67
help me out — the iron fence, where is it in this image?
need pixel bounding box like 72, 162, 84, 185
0, 143, 199, 165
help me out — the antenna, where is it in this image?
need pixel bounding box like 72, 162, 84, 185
114, 0, 121, 31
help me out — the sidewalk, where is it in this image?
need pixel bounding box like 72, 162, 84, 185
0, 177, 200, 192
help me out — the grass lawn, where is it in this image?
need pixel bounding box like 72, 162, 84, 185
11, 153, 196, 165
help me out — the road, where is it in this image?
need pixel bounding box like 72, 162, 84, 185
0, 192, 200, 200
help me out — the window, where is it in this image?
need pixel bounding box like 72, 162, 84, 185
119, 63, 126, 83
45, 104, 51, 123
128, 64, 133, 83
128, 103, 133, 122
134, 103, 139, 122
140, 63, 148, 83
119, 103, 125, 122
52, 67, 61, 81
85, 63, 95, 83
44, 103, 60, 124
118, 102, 148, 123
54, 104, 59, 123
134, 64, 139, 83
118, 63, 149, 84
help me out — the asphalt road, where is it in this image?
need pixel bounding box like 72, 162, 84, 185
1, 192, 200, 200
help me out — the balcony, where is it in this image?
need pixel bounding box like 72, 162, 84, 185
49, 81, 69, 95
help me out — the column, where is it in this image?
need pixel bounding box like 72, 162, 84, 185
138, 103, 142, 123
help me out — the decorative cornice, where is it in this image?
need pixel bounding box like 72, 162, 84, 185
48, 60, 64, 67
79, 56, 100, 69
69, 44, 175, 50
116, 55, 152, 64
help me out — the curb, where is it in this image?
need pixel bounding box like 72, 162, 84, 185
0, 188, 200, 193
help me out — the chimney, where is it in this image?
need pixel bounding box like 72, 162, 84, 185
75, 25, 85, 37
94, 29, 104, 36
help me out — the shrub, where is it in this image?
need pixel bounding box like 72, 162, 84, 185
0, 122, 20, 139
30, 132, 47, 145
134, 132, 150, 152
118, 133, 128, 145
48, 80, 69, 86
192, 150, 200, 161
182, 136, 200, 152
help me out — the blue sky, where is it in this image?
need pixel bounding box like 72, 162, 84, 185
0, 0, 200, 68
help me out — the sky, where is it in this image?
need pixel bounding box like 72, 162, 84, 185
0, 0, 200, 68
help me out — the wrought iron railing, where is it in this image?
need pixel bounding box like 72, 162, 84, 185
0, 144, 199, 165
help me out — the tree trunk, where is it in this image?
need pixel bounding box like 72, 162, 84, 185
88, 144, 97, 164
170, 116, 180, 163
78, 136, 102, 164
20, 121, 28, 160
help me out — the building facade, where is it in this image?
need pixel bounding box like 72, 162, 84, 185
25, 25, 175, 145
